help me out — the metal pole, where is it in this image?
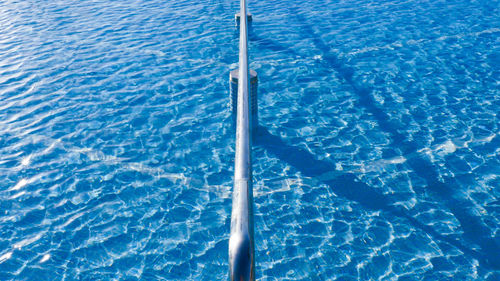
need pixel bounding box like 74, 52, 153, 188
228, 0, 255, 280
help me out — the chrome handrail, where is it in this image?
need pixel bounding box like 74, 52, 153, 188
228, 0, 255, 280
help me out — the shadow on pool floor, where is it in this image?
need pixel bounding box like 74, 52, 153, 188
245, 3, 500, 271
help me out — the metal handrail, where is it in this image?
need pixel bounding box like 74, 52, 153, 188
228, 0, 255, 280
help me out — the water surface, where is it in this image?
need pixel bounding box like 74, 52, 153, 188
0, 0, 499, 280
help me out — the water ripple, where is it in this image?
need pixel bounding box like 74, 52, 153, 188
0, 0, 499, 280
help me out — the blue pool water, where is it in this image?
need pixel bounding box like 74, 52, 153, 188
0, 0, 499, 279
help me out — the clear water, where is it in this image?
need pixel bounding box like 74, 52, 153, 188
0, 0, 499, 280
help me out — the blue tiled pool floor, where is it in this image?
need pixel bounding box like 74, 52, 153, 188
0, 0, 499, 279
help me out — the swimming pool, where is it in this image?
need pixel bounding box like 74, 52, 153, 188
0, 0, 499, 279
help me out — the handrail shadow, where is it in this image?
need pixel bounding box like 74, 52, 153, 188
245, 4, 500, 270
240, 2, 499, 270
